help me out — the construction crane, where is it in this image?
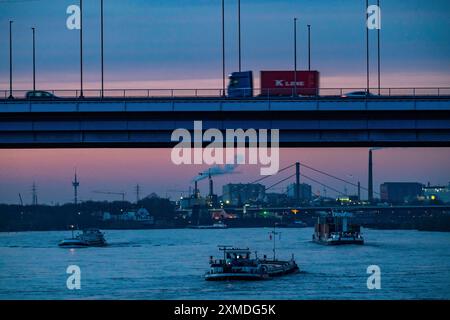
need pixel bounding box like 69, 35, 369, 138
92, 190, 126, 201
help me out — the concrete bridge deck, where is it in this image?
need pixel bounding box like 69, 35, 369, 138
1, 97, 449, 148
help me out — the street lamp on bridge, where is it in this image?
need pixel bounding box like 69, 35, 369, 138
79, 0, 84, 98
100, 0, 104, 98
238, 0, 242, 72
293, 17, 298, 97
8, 20, 14, 100
221, 0, 226, 97
307, 24, 311, 71
32, 27, 36, 92
365, 0, 370, 94
377, 0, 381, 95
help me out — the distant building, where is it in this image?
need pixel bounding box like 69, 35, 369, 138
179, 196, 206, 210
103, 212, 112, 221
135, 208, 153, 221
222, 183, 265, 206
380, 182, 424, 203
423, 183, 450, 203
264, 193, 289, 206
102, 208, 154, 224
122, 211, 137, 221
287, 183, 312, 202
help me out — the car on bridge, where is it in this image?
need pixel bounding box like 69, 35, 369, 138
25, 90, 59, 100
341, 91, 377, 98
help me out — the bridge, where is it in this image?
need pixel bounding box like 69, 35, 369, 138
230, 204, 450, 214
1, 88, 450, 148
189, 160, 450, 228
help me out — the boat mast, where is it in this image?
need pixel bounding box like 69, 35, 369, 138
70, 224, 75, 239
269, 226, 281, 260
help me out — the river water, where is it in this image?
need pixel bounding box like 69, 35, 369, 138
0, 228, 449, 300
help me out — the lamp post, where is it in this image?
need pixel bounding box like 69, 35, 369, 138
293, 17, 298, 97
307, 24, 311, 71
238, 0, 241, 72
366, 0, 370, 94
377, 0, 381, 95
32, 27, 36, 92
100, 0, 104, 98
80, 0, 84, 98
9, 20, 13, 99
221, 0, 226, 97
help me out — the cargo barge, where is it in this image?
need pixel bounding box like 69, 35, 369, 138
312, 211, 364, 245
204, 246, 299, 281
59, 228, 107, 247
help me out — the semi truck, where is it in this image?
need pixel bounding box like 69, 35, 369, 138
227, 70, 320, 98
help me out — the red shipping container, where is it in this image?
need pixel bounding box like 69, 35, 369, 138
260, 70, 320, 96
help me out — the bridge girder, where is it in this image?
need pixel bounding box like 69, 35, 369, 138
1, 98, 449, 148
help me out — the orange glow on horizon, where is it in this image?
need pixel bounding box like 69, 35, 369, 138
1, 72, 449, 91
0, 148, 449, 205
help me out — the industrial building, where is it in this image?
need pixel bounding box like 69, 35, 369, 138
222, 183, 265, 206
380, 182, 424, 203
264, 193, 290, 206
423, 183, 450, 203
286, 183, 312, 202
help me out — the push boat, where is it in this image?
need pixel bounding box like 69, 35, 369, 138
58, 238, 89, 248
59, 228, 107, 247
188, 221, 228, 229
204, 246, 299, 281
312, 211, 364, 245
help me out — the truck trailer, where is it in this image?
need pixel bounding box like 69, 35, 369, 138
227, 70, 320, 98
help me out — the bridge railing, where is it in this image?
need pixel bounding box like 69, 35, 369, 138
1, 87, 450, 100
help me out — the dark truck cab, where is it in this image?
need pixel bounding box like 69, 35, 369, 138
227, 71, 254, 98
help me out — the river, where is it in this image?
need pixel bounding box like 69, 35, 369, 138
0, 228, 449, 299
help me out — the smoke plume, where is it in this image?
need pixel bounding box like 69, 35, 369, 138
193, 163, 240, 181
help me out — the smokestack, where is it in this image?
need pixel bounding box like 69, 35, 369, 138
358, 181, 361, 201
368, 149, 373, 202
209, 171, 213, 197
194, 180, 199, 199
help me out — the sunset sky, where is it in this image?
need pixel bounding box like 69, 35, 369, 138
0, 148, 449, 205
0, 0, 449, 89
0, 1, 449, 204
